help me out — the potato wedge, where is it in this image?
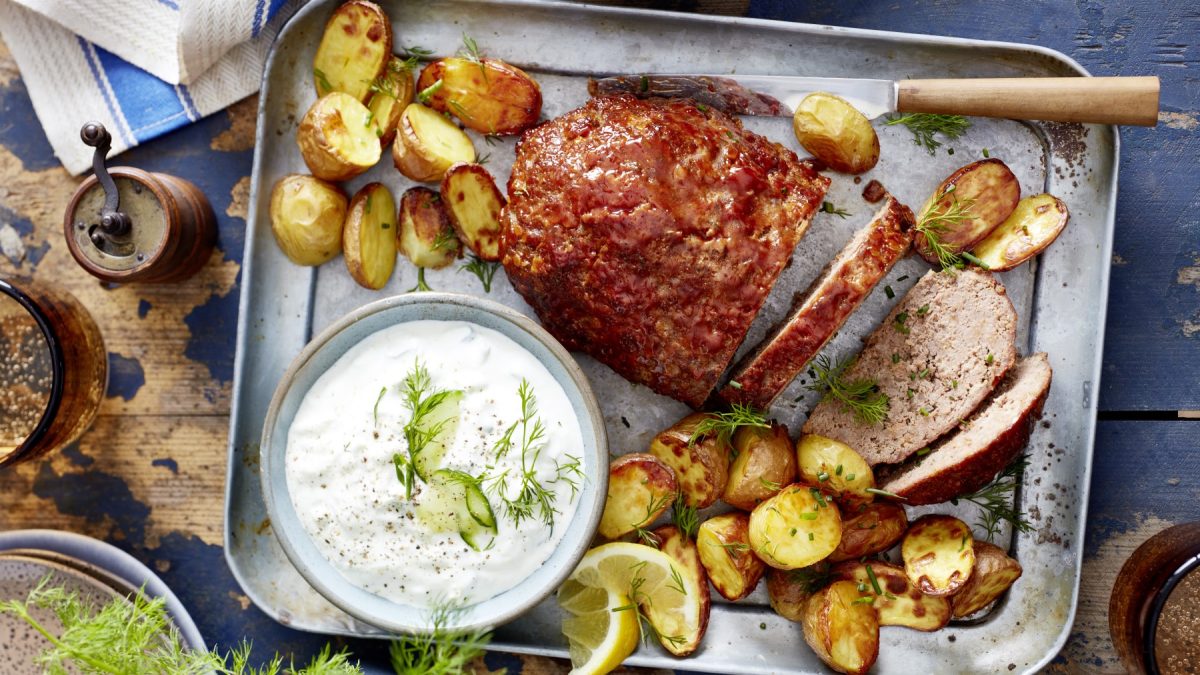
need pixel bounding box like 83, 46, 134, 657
722, 423, 796, 511
802, 580, 880, 675
440, 163, 507, 261
598, 453, 677, 540
648, 413, 731, 509
343, 183, 397, 290
398, 187, 461, 269
914, 158, 1021, 264
748, 484, 842, 569
650, 525, 710, 655
416, 56, 542, 135
696, 512, 766, 600
796, 434, 874, 507
366, 56, 416, 146
297, 92, 383, 182
827, 502, 908, 562
392, 103, 476, 183
766, 564, 830, 622
970, 193, 1069, 271
951, 541, 1023, 617
269, 174, 347, 265
792, 92, 880, 175
901, 514, 975, 596
831, 561, 951, 631
312, 0, 392, 102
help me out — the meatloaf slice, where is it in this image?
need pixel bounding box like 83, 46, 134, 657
717, 193, 914, 410
801, 268, 1017, 466
502, 95, 830, 407
879, 352, 1051, 504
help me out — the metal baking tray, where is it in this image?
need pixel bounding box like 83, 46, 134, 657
225, 1, 1116, 672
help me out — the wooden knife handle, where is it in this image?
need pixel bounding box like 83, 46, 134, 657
896, 76, 1160, 126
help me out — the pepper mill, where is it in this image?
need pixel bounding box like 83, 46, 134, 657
63, 122, 216, 283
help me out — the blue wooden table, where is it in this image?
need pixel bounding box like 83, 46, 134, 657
0, 1, 1196, 673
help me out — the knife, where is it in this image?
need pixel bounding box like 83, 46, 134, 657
588, 74, 1160, 126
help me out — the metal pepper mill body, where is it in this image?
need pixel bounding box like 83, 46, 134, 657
63, 122, 216, 284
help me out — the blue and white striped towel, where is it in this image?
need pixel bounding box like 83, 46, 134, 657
0, 0, 300, 175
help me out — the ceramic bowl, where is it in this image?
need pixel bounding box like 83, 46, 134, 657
259, 293, 607, 633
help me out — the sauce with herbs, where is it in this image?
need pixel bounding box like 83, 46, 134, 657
286, 320, 584, 607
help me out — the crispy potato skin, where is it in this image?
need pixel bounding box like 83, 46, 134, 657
312, 0, 392, 102
831, 561, 951, 631
767, 565, 826, 622
971, 193, 1069, 271
650, 525, 710, 655
343, 183, 397, 290
269, 174, 347, 265
397, 187, 460, 269
648, 413, 731, 509
827, 502, 908, 562
796, 434, 874, 507
598, 453, 677, 540
440, 163, 507, 261
792, 92, 880, 175
951, 541, 1023, 617
366, 57, 416, 147
696, 512, 766, 600
723, 423, 796, 511
901, 515, 976, 597
298, 93, 383, 182
417, 57, 542, 135
748, 484, 842, 569
802, 580, 880, 675
914, 158, 1021, 264
392, 103, 477, 183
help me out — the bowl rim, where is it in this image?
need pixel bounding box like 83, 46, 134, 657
259, 291, 608, 633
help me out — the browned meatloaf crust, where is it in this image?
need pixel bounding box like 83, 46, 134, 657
717, 193, 914, 410
801, 268, 1017, 466
501, 95, 830, 407
879, 352, 1051, 505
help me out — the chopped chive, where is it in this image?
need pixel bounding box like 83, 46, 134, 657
917, 304, 930, 316
986, 353, 995, 365
808, 532, 815, 541
919, 407, 930, 417
982, 148, 990, 158
817, 471, 830, 482
809, 488, 827, 508
729, 380, 743, 390
865, 565, 883, 595
851, 595, 875, 605
897, 275, 909, 282
916, 447, 932, 456
798, 512, 819, 520
865, 487, 906, 500
835, 464, 843, 476
884, 285, 895, 299
892, 353, 901, 364
790, 528, 798, 536
845, 473, 856, 481
857, 582, 868, 593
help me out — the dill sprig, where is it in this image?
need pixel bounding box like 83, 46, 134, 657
806, 354, 890, 425
408, 268, 434, 293
458, 33, 488, 85
399, 360, 461, 500
670, 492, 700, 540
458, 254, 500, 292
788, 565, 833, 593
688, 403, 769, 448
367, 57, 416, 101
417, 78, 444, 105
611, 566, 687, 650
431, 228, 460, 252
885, 113, 971, 154
952, 454, 1034, 542
489, 379, 561, 528
631, 492, 674, 547
915, 185, 978, 271
390, 603, 492, 675
820, 201, 851, 218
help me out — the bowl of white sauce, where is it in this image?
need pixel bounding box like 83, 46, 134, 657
259, 293, 607, 633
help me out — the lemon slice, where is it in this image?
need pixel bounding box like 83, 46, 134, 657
561, 542, 705, 662
558, 580, 639, 675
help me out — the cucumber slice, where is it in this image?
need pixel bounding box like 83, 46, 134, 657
411, 390, 462, 481
426, 468, 497, 551
463, 478, 497, 529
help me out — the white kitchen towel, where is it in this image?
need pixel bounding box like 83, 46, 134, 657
0, 0, 300, 175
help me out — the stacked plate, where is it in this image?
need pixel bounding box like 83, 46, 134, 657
0, 529, 205, 673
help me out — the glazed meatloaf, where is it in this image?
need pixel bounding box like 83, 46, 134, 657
717, 193, 914, 410
502, 95, 830, 407
879, 352, 1051, 504
802, 268, 1017, 466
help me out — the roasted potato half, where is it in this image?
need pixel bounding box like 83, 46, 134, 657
831, 561, 951, 631
802, 580, 880, 675
416, 56, 542, 135
827, 502, 908, 562
914, 158, 1021, 264
971, 193, 1069, 271
312, 0, 392, 102
651, 525, 710, 655
398, 187, 461, 269
366, 57, 416, 146
748, 484, 842, 569
392, 103, 476, 183
901, 515, 975, 597
440, 163, 506, 261
951, 541, 1023, 618
723, 423, 796, 511
796, 434, 874, 506
269, 174, 347, 266
598, 453, 677, 540
766, 564, 829, 622
792, 92, 880, 175
696, 512, 766, 601
297, 92, 383, 182
342, 183, 397, 290
648, 413, 731, 509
